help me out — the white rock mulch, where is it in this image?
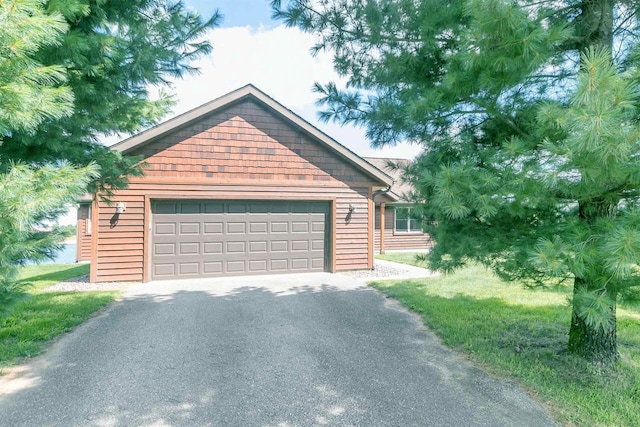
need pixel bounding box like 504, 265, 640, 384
43, 275, 139, 292
339, 259, 437, 281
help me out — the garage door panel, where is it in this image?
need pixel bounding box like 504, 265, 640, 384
226, 260, 246, 273
203, 262, 222, 274
271, 241, 288, 252
155, 223, 176, 235
291, 222, 309, 233
227, 222, 246, 234
204, 242, 223, 254
151, 200, 329, 280
270, 259, 288, 271
179, 242, 199, 255
154, 263, 175, 276
291, 259, 309, 270
204, 222, 223, 234
271, 222, 288, 233
249, 241, 268, 253
180, 223, 200, 234
249, 260, 267, 272
227, 241, 246, 253
179, 263, 199, 275
291, 240, 309, 251
249, 222, 267, 233
154, 243, 176, 255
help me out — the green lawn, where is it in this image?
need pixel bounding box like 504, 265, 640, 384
372, 254, 640, 426
0, 264, 119, 370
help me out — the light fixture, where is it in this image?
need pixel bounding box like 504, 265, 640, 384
349, 204, 356, 213
116, 202, 126, 214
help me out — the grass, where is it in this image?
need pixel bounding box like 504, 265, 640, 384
372, 254, 640, 427
0, 264, 119, 370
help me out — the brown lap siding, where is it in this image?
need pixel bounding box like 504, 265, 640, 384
93, 193, 146, 282
91, 182, 373, 282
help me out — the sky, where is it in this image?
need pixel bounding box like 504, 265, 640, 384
158, 0, 422, 159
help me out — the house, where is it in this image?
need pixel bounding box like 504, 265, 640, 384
76, 84, 395, 282
364, 157, 433, 254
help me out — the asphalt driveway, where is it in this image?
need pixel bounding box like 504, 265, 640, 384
0, 272, 556, 426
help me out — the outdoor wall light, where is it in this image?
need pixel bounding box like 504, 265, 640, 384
110, 202, 126, 229
345, 204, 356, 225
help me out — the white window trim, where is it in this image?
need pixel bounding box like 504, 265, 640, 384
394, 206, 423, 234
86, 205, 92, 236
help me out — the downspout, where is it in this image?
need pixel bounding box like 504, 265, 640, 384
371, 184, 393, 270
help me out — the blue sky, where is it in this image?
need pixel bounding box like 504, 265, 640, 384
186, 0, 274, 28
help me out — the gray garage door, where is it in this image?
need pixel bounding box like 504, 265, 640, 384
151, 200, 329, 280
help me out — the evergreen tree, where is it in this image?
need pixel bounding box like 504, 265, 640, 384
0, 163, 98, 314
1, 0, 220, 195
0, 0, 98, 312
272, 0, 640, 365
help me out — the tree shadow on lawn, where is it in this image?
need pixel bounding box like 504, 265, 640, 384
383, 289, 572, 367
16, 264, 89, 288
372, 281, 640, 426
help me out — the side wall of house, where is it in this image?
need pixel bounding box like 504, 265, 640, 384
76, 203, 92, 262
90, 99, 376, 282
374, 206, 433, 253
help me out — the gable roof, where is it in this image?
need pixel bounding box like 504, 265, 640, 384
111, 84, 393, 186
363, 157, 414, 203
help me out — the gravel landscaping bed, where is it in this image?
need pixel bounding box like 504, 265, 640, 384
340, 259, 436, 281
43, 275, 139, 292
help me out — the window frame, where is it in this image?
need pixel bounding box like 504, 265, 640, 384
394, 206, 423, 234
85, 205, 92, 236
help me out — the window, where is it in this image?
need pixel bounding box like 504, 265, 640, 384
395, 207, 422, 233
86, 205, 92, 235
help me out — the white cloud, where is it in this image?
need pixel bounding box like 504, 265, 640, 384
162, 25, 337, 114
163, 25, 422, 159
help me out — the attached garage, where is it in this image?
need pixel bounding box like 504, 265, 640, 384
151, 200, 329, 279
83, 84, 393, 283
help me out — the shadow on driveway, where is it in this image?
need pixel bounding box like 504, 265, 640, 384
0, 275, 556, 426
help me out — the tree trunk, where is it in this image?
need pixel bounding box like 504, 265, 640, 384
580, 0, 614, 50
568, 276, 619, 366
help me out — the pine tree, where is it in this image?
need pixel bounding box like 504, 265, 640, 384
272, 0, 640, 365
1, 0, 220, 195
0, 0, 98, 312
